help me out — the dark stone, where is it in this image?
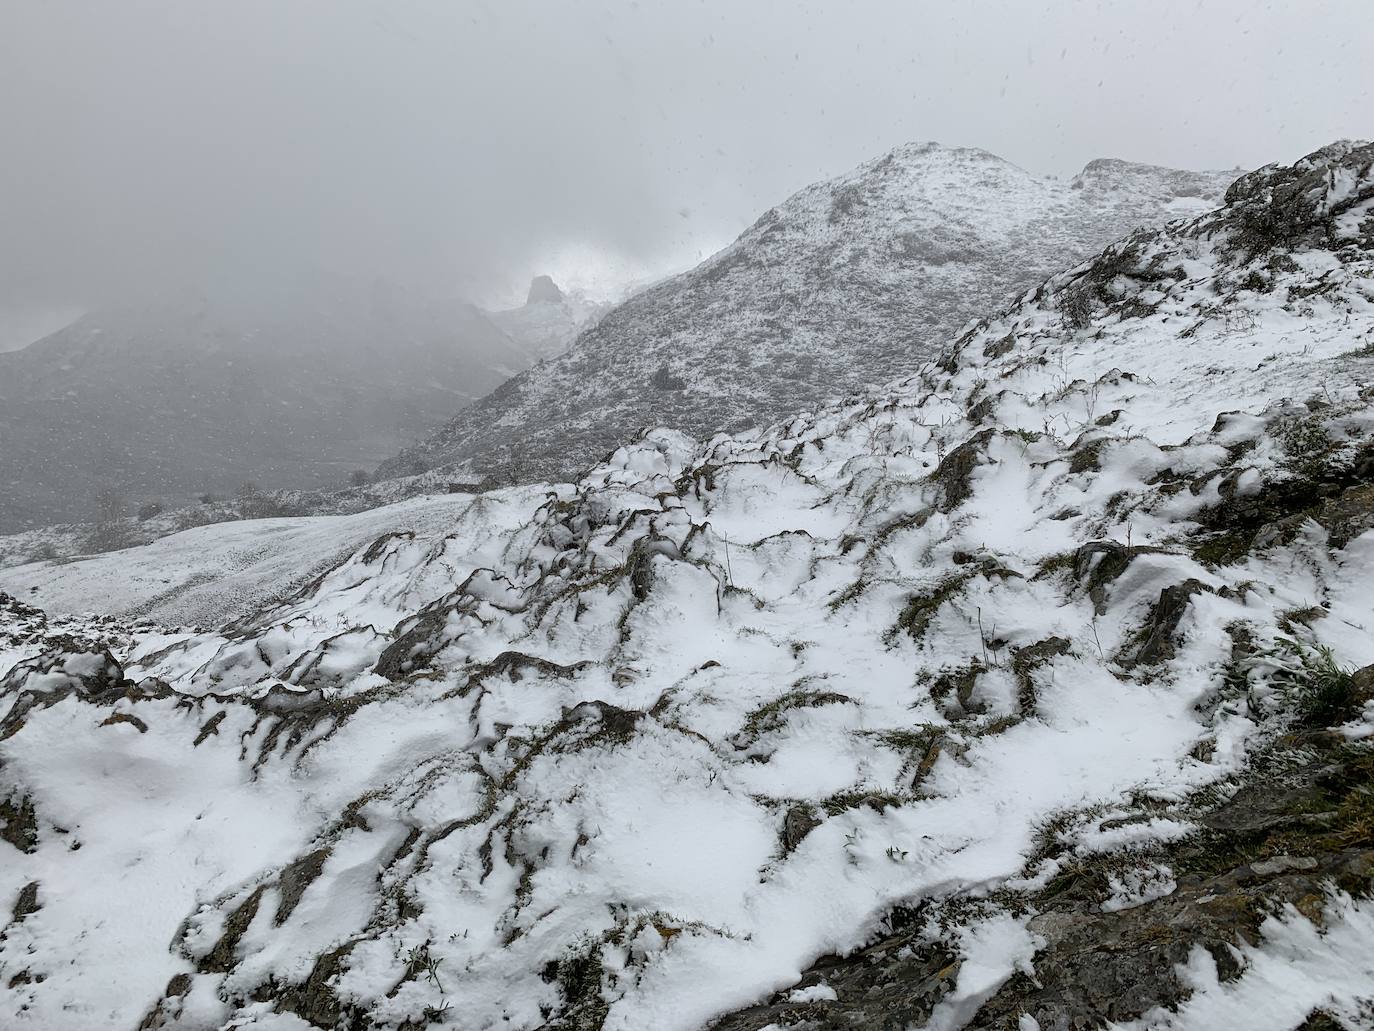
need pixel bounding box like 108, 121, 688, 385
275, 848, 332, 925
194, 710, 227, 747
1352, 663, 1374, 708
11, 880, 40, 921
781, 805, 822, 854
1072, 541, 1172, 613
982, 334, 1015, 359
1222, 140, 1374, 259
0, 638, 132, 703
273, 942, 358, 1029
1010, 637, 1073, 713
712, 936, 960, 1031
1068, 438, 1107, 473
373, 599, 455, 681
100, 712, 149, 733
0, 793, 38, 853
198, 885, 266, 973
626, 548, 657, 602
712, 735, 1374, 1031
526, 275, 564, 305
929, 429, 996, 512
967, 395, 996, 424
1130, 579, 1214, 666
1313, 482, 1374, 549
1297, 1011, 1349, 1031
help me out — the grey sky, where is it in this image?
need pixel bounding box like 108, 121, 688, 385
2, 0, 1371, 345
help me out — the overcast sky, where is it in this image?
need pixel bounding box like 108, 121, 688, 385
2, 0, 1371, 346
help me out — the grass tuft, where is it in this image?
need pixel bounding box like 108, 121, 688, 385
1270, 637, 1358, 727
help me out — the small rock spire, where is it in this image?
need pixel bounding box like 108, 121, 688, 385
526, 275, 564, 305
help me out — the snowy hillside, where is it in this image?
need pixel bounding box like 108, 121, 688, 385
3, 141, 1374, 1031
0, 281, 526, 531
378, 144, 1237, 486
486, 277, 609, 365
0, 493, 485, 629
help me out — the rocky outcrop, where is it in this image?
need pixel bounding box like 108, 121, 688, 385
526, 274, 565, 305
715, 729, 1374, 1031
3, 142, 1373, 1030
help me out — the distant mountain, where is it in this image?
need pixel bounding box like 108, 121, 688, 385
3, 141, 1371, 1031
0, 281, 525, 530
379, 143, 1238, 484
484, 275, 609, 364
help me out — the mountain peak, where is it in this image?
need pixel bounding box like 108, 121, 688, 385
881, 140, 1007, 163
377, 141, 1237, 487
525, 275, 564, 305
7, 143, 1373, 1031
859, 141, 1022, 180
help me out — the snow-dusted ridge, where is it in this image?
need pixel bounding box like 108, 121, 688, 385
2, 142, 1374, 1030
378, 143, 1237, 488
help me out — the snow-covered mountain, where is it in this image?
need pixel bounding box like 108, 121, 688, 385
0, 282, 526, 532
378, 144, 1237, 485
486, 276, 610, 365
3, 141, 1374, 1030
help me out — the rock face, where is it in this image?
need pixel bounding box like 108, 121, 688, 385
2, 142, 1374, 1030
718, 730, 1374, 1031
378, 143, 1237, 485
526, 274, 565, 305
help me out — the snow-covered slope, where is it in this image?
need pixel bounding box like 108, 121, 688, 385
486, 277, 609, 365
3, 142, 1374, 1031
378, 144, 1237, 485
0, 493, 489, 629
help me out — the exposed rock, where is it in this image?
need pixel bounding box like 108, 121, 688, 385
198, 886, 266, 973
527, 275, 565, 305
1129, 578, 1214, 666
1072, 541, 1172, 613
0, 793, 38, 853
718, 735, 1374, 1031
1222, 140, 1374, 258
929, 429, 996, 511
11, 881, 40, 922
781, 805, 822, 854
712, 935, 960, 1031
274, 848, 332, 925
274, 942, 357, 1028
0, 637, 132, 703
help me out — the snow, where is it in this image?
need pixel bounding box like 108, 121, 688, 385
1118, 894, 1374, 1030
785, 983, 838, 1004
386, 143, 1238, 487
923, 915, 1041, 1031
2, 144, 1373, 1029
0, 491, 537, 629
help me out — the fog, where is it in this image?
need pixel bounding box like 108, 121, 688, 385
2, 0, 1371, 348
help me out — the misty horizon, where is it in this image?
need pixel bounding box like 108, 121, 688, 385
4, 4, 1374, 1028
4, 0, 1372, 349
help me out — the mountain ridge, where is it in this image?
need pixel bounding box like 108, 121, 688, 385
377, 142, 1237, 484
1, 141, 1372, 1028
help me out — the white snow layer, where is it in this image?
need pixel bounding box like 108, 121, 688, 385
2, 149, 1374, 1030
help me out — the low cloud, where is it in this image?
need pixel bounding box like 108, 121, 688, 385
2, 0, 1370, 334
